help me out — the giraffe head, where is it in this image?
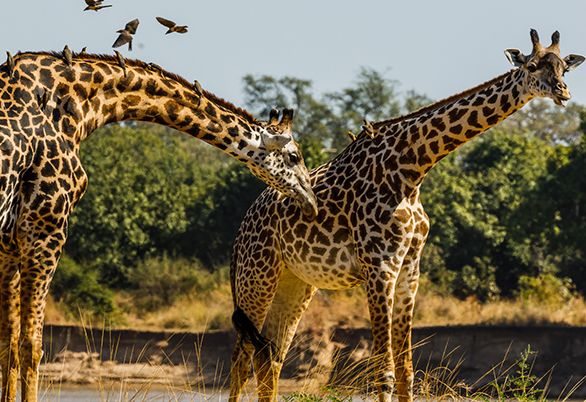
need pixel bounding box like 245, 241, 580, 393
249, 108, 318, 219
505, 29, 584, 106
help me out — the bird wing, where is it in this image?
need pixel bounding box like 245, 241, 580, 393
112, 32, 131, 48
125, 19, 140, 34
85, 0, 96, 5
156, 17, 176, 28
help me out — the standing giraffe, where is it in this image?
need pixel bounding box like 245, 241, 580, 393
0, 49, 318, 402
229, 30, 584, 402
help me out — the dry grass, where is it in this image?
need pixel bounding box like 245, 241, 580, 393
45, 278, 586, 331
45, 295, 75, 326
124, 283, 234, 332
298, 285, 586, 331
414, 290, 586, 327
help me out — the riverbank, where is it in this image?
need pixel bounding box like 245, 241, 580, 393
40, 324, 586, 399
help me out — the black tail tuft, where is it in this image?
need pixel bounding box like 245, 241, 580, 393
232, 306, 278, 361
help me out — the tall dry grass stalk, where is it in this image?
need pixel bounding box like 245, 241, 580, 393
39, 314, 235, 402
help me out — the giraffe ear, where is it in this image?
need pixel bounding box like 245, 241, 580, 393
268, 108, 280, 125
279, 108, 294, 132
504, 48, 526, 67
564, 54, 585, 71
261, 132, 291, 151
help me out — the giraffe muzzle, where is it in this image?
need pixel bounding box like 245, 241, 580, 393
301, 196, 318, 220
295, 184, 318, 220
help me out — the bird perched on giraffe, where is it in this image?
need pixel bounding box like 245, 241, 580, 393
112, 18, 140, 51
156, 17, 189, 34
83, 0, 112, 12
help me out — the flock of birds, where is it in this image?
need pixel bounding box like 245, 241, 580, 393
3, 0, 201, 111
83, 0, 189, 51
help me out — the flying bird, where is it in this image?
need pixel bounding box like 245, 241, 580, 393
112, 19, 140, 51
84, 0, 112, 11
156, 17, 188, 34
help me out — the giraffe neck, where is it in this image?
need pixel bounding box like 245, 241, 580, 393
11, 52, 262, 163
378, 68, 533, 187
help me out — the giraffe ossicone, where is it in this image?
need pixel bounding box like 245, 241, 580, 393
229, 29, 584, 402
0, 49, 316, 402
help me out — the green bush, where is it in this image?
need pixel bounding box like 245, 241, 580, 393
517, 273, 575, 307
128, 255, 224, 311
51, 255, 116, 317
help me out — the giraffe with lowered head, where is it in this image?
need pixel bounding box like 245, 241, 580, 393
229, 30, 584, 402
0, 48, 318, 402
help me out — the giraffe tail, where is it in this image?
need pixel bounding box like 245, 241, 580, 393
232, 306, 278, 361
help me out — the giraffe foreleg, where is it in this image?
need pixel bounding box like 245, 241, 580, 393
391, 263, 420, 402
253, 268, 316, 402
18, 229, 67, 402
364, 259, 403, 402
392, 204, 428, 402
0, 255, 20, 402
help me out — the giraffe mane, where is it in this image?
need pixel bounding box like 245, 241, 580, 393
6, 51, 258, 124
369, 69, 515, 133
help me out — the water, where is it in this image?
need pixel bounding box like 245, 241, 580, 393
28, 387, 586, 401
36, 387, 230, 402
34, 388, 369, 401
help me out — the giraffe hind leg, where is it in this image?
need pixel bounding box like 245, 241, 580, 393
0, 257, 20, 402
232, 306, 278, 361
229, 334, 255, 402
253, 268, 317, 402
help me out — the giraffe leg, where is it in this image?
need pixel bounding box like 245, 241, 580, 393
392, 205, 428, 402
19, 230, 66, 402
0, 255, 20, 402
391, 260, 420, 402
253, 268, 316, 402
230, 219, 285, 402
364, 262, 402, 402
229, 334, 255, 402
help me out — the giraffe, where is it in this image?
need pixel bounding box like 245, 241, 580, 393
229, 30, 584, 402
0, 49, 318, 402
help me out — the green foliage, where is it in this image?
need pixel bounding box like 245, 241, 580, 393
502, 100, 585, 144
67, 123, 214, 286
475, 345, 544, 402
243, 67, 428, 155
518, 273, 575, 307
243, 74, 340, 148
282, 389, 352, 402
183, 162, 265, 266
128, 255, 224, 311
51, 255, 116, 317
421, 129, 560, 298
510, 134, 586, 292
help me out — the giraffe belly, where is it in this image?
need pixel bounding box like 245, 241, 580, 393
283, 243, 364, 290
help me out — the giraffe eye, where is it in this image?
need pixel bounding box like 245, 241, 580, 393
289, 152, 300, 165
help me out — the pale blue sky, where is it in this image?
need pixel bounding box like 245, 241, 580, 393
2, 0, 586, 109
